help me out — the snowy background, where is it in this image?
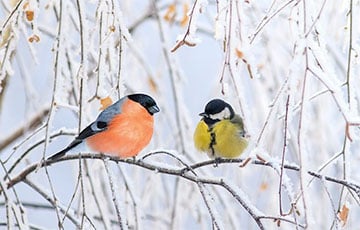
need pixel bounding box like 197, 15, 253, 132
1, 0, 360, 229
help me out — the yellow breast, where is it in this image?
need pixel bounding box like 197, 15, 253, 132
193, 120, 212, 153
212, 120, 248, 158
193, 119, 248, 159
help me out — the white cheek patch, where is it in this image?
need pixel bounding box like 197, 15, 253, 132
209, 107, 231, 120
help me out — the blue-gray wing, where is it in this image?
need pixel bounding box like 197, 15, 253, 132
93, 98, 125, 128
47, 98, 125, 160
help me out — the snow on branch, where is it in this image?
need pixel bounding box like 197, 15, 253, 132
3, 152, 360, 228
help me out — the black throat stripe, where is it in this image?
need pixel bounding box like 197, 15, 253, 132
209, 127, 216, 157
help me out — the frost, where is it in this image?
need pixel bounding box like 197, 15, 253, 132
3, 57, 15, 76
198, 184, 225, 229
2, 0, 360, 229
223, 179, 265, 217
214, 0, 227, 41
175, 33, 202, 46
189, 0, 208, 35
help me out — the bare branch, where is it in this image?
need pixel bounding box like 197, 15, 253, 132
4, 152, 360, 229
0, 108, 49, 152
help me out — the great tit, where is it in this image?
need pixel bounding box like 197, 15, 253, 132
193, 99, 248, 159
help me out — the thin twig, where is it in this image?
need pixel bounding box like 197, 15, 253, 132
0, 107, 49, 152
5, 130, 75, 176
103, 158, 124, 230
22, 178, 81, 228
117, 166, 139, 230
74, 0, 88, 227
85, 160, 112, 230
337, 0, 354, 212
0, 0, 24, 35
279, 95, 292, 216
249, 0, 297, 44
295, 1, 310, 227
41, 0, 65, 226
170, 0, 200, 52
152, 0, 187, 154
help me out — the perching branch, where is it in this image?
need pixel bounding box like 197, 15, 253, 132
4, 152, 360, 228
6, 153, 360, 199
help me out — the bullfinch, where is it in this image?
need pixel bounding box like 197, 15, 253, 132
193, 99, 248, 159
48, 93, 160, 160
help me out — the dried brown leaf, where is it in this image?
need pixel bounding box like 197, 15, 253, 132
100, 96, 113, 111
235, 48, 244, 59
109, 25, 116, 32
338, 204, 349, 226
25, 10, 34, 21
259, 182, 268, 191
345, 123, 353, 142
180, 3, 189, 27
28, 34, 40, 43
164, 3, 176, 23
148, 77, 158, 93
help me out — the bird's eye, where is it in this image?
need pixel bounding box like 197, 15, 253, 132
97, 121, 107, 129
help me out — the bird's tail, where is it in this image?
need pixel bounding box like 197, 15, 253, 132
47, 148, 70, 160
47, 140, 82, 160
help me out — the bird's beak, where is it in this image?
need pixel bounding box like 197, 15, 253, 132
149, 105, 160, 114
199, 112, 206, 117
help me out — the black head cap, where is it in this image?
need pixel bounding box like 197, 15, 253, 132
128, 93, 160, 115
199, 99, 234, 125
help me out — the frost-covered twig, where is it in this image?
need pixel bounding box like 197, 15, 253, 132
7, 153, 357, 228
6, 154, 360, 199
170, 0, 205, 52
0, 201, 125, 226
103, 158, 125, 230
304, 0, 327, 37
279, 95, 293, 216
256, 78, 289, 145
6, 130, 75, 176
249, 0, 297, 44
0, 160, 28, 229
153, 3, 191, 227
0, 107, 49, 152
39, 0, 66, 225
22, 178, 81, 228
0, 169, 14, 229
144, 150, 224, 229
196, 183, 222, 230
337, 0, 355, 213
143, 151, 219, 227
84, 161, 112, 230
0, 0, 24, 35
220, 180, 265, 229
152, 0, 187, 153
74, 0, 89, 228
116, 25, 123, 98
117, 166, 139, 230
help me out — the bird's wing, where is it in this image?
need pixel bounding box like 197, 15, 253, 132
230, 115, 246, 137
47, 124, 98, 160
47, 98, 126, 160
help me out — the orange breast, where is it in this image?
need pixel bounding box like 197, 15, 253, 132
86, 99, 154, 158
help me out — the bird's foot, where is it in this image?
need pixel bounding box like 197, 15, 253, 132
131, 156, 136, 163
213, 157, 222, 167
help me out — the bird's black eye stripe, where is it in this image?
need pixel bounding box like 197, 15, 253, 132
97, 121, 107, 129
